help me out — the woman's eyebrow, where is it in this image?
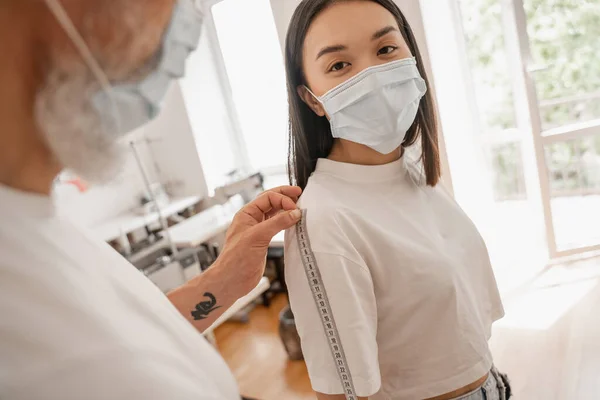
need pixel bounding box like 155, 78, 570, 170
316, 44, 347, 60
314, 25, 398, 61
372, 25, 398, 40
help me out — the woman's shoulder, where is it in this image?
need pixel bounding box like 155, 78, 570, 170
294, 179, 347, 232
285, 177, 354, 256
297, 173, 344, 213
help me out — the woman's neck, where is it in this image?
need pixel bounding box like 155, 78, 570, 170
327, 139, 402, 166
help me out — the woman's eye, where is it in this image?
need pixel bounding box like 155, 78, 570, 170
329, 62, 350, 72
378, 46, 398, 56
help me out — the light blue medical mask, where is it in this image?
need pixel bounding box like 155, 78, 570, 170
306, 58, 427, 154
44, 0, 204, 136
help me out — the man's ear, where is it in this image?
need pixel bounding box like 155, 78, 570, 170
297, 86, 326, 117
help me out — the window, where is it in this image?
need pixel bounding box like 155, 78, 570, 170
524, 0, 600, 130
460, 0, 517, 134
448, 0, 600, 256
212, 0, 289, 174
489, 142, 526, 200
546, 135, 600, 196
458, 0, 600, 202
180, 22, 239, 193
459, 0, 526, 201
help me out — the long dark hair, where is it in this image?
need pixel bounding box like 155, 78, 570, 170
285, 0, 441, 190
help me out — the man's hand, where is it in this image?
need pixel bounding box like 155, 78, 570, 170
168, 186, 302, 332
216, 185, 303, 295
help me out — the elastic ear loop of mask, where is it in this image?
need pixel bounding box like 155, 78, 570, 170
43, 0, 122, 134
303, 85, 323, 104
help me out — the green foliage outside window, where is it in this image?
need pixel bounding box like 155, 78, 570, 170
459, 0, 600, 200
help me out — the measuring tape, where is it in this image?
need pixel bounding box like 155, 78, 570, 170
296, 210, 358, 400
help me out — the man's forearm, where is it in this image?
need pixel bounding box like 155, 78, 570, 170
167, 261, 246, 333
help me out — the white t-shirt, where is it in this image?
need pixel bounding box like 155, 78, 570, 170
0, 184, 239, 400
284, 157, 504, 400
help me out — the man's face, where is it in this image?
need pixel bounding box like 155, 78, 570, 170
36, 0, 178, 183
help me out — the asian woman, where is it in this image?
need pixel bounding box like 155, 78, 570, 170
283, 1, 511, 400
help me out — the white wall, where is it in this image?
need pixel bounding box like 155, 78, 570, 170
269, 0, 299, 54
269, 0, 454, 192
144, 83, 209, 198
179, 17, 244, 194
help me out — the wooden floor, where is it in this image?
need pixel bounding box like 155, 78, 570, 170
215, 257, 600, 400
214, 294, 314, 400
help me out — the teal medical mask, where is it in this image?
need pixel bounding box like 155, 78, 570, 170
306, 58, 427, 154
43, 0, 203, 136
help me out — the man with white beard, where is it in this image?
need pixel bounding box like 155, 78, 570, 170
0, 1, 303, 399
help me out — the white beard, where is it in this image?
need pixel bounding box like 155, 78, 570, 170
34, 70, 128, 184
34, 1, 168, 184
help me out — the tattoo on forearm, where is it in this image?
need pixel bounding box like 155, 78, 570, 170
191, 292, 221, 321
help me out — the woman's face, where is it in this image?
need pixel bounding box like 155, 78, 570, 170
299, 0, 413, 117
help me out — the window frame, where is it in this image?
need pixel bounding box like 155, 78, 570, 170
199, 0, 254, 176
204, 0, 289, 181
448, 0, 600, 258
509, 0, 600, 257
